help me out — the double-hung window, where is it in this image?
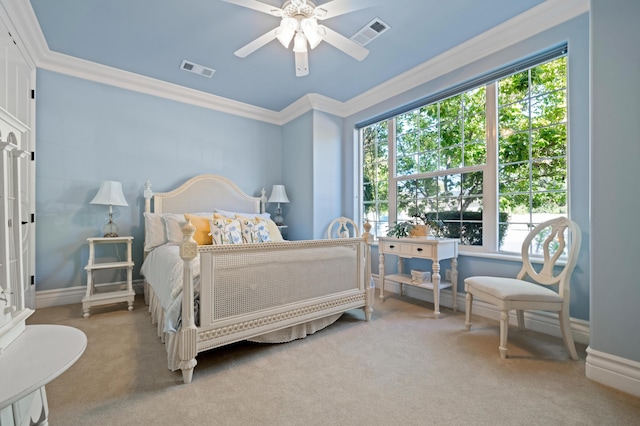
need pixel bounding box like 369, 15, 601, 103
361, 46, 568, 254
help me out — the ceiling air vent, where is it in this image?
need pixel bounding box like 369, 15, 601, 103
350, 18, 390, 46
180, 60, 215, 78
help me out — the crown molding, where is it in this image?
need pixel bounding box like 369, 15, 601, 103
0, 0, 282, 124
277, 93, 347, 124
0, 0, 589, 126
342, 0, 590, 117
40, 50, 282, 124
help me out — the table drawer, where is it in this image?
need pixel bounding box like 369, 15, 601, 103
381, 241, 413, 255
411, 244, 433, 258
381, 241, 435, 258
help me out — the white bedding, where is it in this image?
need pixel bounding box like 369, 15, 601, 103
141, 244, 199, 332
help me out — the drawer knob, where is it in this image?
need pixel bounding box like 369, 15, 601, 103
417, 248, 423, 252
389, 245, 395, 249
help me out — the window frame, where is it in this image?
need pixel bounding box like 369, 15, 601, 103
358, 48, 569, 256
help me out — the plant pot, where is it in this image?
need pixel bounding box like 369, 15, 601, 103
409, 224, 430, 237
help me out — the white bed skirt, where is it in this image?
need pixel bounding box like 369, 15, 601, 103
145, 282, 341, 371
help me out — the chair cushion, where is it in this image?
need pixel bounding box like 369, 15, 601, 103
465, 276, 562, 302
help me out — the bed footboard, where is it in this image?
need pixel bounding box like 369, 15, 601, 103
177, 221, 373, 384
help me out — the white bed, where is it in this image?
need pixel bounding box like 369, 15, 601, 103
141, 174, 373, 383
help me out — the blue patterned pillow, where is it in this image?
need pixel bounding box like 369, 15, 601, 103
238, 216, 272, 243
209, 216, 243, 245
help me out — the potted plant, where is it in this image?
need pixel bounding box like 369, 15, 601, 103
387, 221, 415, 238
386, 215, 444, 238
411, 213, 444, 237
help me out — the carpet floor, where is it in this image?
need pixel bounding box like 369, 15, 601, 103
27, 294, 640, 425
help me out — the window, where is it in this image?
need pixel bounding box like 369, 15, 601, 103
361, 52, 567, 253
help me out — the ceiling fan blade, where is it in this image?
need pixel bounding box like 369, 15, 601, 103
222, 0, 283, 17
320, 25, 369, 61
295, 51, 309, 77
315, 0, 378, 20
234, 28, 279, 58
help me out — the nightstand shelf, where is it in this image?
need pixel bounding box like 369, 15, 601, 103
82, 236, 135, 318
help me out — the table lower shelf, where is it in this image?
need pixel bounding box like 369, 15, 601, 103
384, 273, 453, 290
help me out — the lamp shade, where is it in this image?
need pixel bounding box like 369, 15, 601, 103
292, 32, 308, 53
276, 17, 297, 48
90, 181, 128, 206
301, 18, 322, 49
268, 185, 289, 203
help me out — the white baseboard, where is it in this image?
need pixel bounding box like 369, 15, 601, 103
36, 280, 144, 309
586, 347, 640, 398
373, 275, 590, 345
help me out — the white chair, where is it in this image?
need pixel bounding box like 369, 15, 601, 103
327, 217, 360, 238
464, 217, 582, 360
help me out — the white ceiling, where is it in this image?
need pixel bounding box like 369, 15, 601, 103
26, 0, 551, 112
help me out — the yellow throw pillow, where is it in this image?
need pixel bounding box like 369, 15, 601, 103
184, 213, 213, 245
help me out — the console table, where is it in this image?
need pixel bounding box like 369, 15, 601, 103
378, 237, 459, 318
0, 324, 87, 425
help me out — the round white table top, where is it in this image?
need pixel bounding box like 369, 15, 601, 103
0, 324, 87, 409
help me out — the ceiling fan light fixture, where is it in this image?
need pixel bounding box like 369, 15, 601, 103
224, 0, 371, 77
301, 17, 322, 49
293, 32, 308, 53
276, 16, 297, 48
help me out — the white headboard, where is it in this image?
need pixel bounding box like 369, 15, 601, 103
144, 174, 263, 214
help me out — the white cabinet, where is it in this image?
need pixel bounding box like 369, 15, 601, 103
0, 8, 36, 353
378, 237, 459, 318
82, 237, 135, 318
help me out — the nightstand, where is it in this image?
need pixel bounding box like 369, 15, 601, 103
277, 225, 288, 239
82, 236, 135, 318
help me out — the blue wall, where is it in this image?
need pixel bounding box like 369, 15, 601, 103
282, 111, 313, 241
35, 70, 283, 291
590, 0, 640, 361
342, 15, 591, 321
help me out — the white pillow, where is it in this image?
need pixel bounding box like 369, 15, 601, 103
143, 212, 167, 251
163, 213, 188, 244
215, 209, 270, 221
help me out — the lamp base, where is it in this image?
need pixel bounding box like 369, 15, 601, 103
274, 206, 284, 226
102, 218, 119, 238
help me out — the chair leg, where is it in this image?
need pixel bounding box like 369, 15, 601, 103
465, 292, 473, 331
559, 308, 578, 360
499, 310, 509, 358
516, 310, 526, 331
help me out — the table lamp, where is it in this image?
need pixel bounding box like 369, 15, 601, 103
268, 184, 289, 226
90, 180, 128, 237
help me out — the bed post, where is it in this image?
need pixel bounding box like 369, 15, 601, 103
178, 220, 198, 384
362, 220, 374, 321
142, 181, 153, 304
143, 180, 153, 213
260, 188, 267, 214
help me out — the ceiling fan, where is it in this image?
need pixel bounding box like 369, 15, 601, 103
222, 0, 373, 77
